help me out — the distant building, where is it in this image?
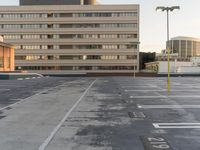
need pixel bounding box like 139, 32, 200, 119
20, 0, 96, 5
156, 52, 190, 62
167, 36, 200, 58
1, 5, 139, 75
145, 36, 200, 74
145, 61, 191, 73
175, 57, 200, 74
0, 37, 15, 71
145, 56, 200, 74
139, 52, 156, 70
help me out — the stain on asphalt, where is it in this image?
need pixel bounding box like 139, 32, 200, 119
0, 116, 6, 120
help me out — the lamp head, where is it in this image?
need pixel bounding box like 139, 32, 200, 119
170, 6, 180, 11
156, 6, 180, 12
156, 6, 166, 11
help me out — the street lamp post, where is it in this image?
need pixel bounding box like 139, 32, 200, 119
156, 6, 180, 93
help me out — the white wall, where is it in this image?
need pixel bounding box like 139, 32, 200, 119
191, 57, 200, 66
177, 66, 200, 73
158, 61, 192, 73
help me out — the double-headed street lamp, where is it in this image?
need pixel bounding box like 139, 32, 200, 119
156, 6, 180, 93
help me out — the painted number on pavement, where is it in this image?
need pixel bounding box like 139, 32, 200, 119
141, 136, 173, 150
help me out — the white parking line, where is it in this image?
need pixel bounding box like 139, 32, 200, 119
173, 82, 181, 85
10, 98, 23, 101
0, 85, 25, 88
25, 78, 30, 80
126, 89, 200, 92
38, 79, 97, 150
130, 95, 165, 98
148, 84, 164, 89
137, 105, 200, 109
126, 89, 165, 92
122, 85, 152, 88
130, 95, 200, 99
0, 89, 10, 91
153, 123, 200, 128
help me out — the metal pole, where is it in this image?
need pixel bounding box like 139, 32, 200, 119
167, 10, 170, 42
156, 6, 180, 93
167, 10, 171, 93
134, 65, 136, 78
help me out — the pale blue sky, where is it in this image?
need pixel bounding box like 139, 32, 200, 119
0, 0, 200, 52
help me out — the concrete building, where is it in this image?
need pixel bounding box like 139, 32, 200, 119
20, 0, 96, 5
156, 53, 190, 62
0, 37, 15, 71
0, 5, 139, 75
167, 36, 200, 58
145, 61, 191, 74
145, 57, 200, 74
177, 57, 200, 74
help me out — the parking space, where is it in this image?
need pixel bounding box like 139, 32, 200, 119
117, 77, 200, 150
0, 77, 79, 109
0, 77, 200, 150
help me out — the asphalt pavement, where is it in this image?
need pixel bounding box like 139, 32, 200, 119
0, 76, 200, 150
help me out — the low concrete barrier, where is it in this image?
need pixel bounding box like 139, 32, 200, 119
0, 73, 43, 80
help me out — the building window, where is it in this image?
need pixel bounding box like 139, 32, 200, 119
15, 45, 22, 49
22, 14, 41, 18
22, 45, 40, 50
3, 24, 21, 29
57, 23, 137, 28
3, 35, 21, 39
0, 13, 48, 19
22, 35, 40, 39
2, 14, 21, 18
71, 12, 137, 17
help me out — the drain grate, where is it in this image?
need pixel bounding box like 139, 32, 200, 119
128, 112, 146, 118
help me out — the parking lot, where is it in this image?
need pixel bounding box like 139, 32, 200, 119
0, 76, 200, 150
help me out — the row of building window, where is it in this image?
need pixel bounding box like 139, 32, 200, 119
15, 55, 137, 61
17, 66, 137, 71
3, 34, 137, 40
0, 57, 10, 68
0, 13, 47, 19
61, 12, 137, 17
0, 24, 47, 29
57, 23, 137, 28
0, 23, 137, 29
15, 44, 138, 50
0, 12, 137, 19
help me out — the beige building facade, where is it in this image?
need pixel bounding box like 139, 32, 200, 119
167, 36, 200, 58
0, 5, 139, 75
0, 40, 15, 72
